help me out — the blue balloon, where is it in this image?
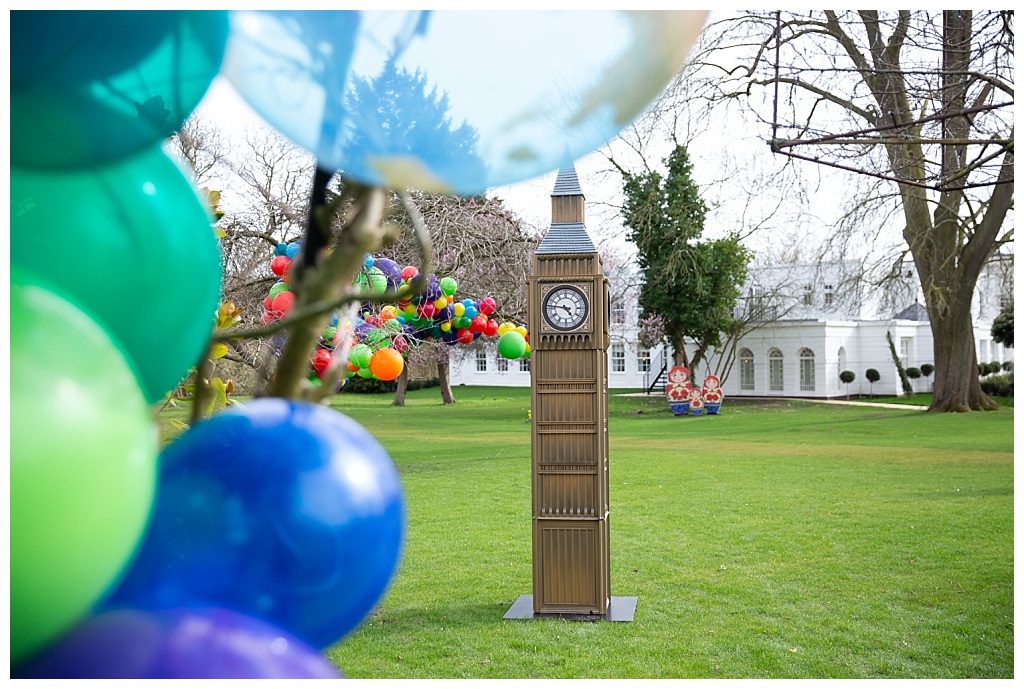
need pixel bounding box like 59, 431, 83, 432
285, 242, 301, 259
222, 10, 708, 195
14, 607, 342, 679
103, 399, 405, 649
274, 243, 289, 256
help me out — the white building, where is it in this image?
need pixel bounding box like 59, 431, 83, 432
452, 170, 1012, 398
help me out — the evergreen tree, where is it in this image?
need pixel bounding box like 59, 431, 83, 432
620, 144, 751, 374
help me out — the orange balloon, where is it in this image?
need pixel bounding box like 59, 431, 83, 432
369, 347, 404, 381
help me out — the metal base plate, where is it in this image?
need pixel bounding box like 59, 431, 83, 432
502, 595, 637, 622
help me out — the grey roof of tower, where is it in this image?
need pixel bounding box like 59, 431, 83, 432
535, 222, 598, 254
551, 166, 584, 197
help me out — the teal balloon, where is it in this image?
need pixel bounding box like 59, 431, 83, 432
10, 147, 223, 403
10, 269, 157, 665
498, 331, 527, 359
10, 10, 229, 170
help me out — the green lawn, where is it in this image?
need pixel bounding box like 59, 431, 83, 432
158, 387, 1014, 678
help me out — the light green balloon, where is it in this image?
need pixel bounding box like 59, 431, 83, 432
269, 282, 290, 299
349, 343, 373, 369
498, 331, 527, 359
10, 146, 222, 402
9, 271, 157, 664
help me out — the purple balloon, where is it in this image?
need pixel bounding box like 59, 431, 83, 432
372, 257, 402, 288
13, 607, 342, 679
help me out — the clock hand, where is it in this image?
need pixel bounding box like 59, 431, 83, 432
559, 305, 572, 315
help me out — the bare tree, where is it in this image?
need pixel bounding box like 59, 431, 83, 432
384, 191, 539, 405
682, 10, 1013, 412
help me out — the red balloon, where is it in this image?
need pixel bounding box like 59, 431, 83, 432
470, 315, 488, 333
271, 255, 291, 276
263, 297, 273, 310
484, 319, 499, 337
479, 297, 496, 315
456, 328, 474, 344
311, 348, 332, 373
401, 266, 419, 281
271, 290, 295, 317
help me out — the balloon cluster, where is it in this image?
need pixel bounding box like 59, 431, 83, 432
9, 12, 403, 679
9, 7, 707, 679
260, 251, 530, 386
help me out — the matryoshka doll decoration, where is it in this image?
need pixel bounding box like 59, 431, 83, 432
666, 365, 691, 416
688, 386, 705, 416
703, 374, 723, 414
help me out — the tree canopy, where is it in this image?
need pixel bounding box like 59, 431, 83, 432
991, 301, 1013, 348
619, 144, 751, 374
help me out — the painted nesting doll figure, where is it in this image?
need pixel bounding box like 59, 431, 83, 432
666, 365, 691, 416
688, 385, 705, 416
703, 374, 723, 414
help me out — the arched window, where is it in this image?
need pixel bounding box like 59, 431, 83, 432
799, 348, 816, 391
768, 348, 784, 392
837, 347, 847, 378
740, 348, 755, 390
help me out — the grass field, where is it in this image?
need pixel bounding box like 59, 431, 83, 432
157, 387, 1014, 679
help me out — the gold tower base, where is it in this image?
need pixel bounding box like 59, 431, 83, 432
502, 595, 637, 622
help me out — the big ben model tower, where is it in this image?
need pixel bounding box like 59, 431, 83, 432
505, 165, 633, 621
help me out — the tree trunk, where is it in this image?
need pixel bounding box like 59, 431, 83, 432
437, 360, 456, 405
392, 364, 409, 406
928, 297, 998, 412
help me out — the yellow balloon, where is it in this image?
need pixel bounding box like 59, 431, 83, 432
454, 303, 466, 317
440, 321, 452, 332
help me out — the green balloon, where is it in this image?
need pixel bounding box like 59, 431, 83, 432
9, 271, 157, 664
498, 331, 527, 359
269, 282, 290, 299
349, 343, 373, 369
10, 146, 223, 403
10, 10, 229, 170
440, 276, 458, 296
365, 267, 389, 295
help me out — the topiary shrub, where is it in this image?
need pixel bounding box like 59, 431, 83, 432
865, 368, 880, 397
1003, 361, 1014, 372
979, 362, 992, 377
839, 370, 855, 399
905, 367, 921, 393
988, 361, 1002, 374
980, 374, 1014, 398
920, 363, 934, 377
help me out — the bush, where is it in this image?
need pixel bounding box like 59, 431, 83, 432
979, 362, 992, 377
340, 376, 398, 394
406, 377, 441, 391
988, 361, 1002, 374
1003, 361, 1014, 372
865, 368, 880, 397
839, 370, 856, 384
920, 363, 934, 377
980, 374, 1014, 398
906, 366, 921, 379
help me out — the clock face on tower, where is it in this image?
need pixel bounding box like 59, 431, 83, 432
543, 284, 589, 331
